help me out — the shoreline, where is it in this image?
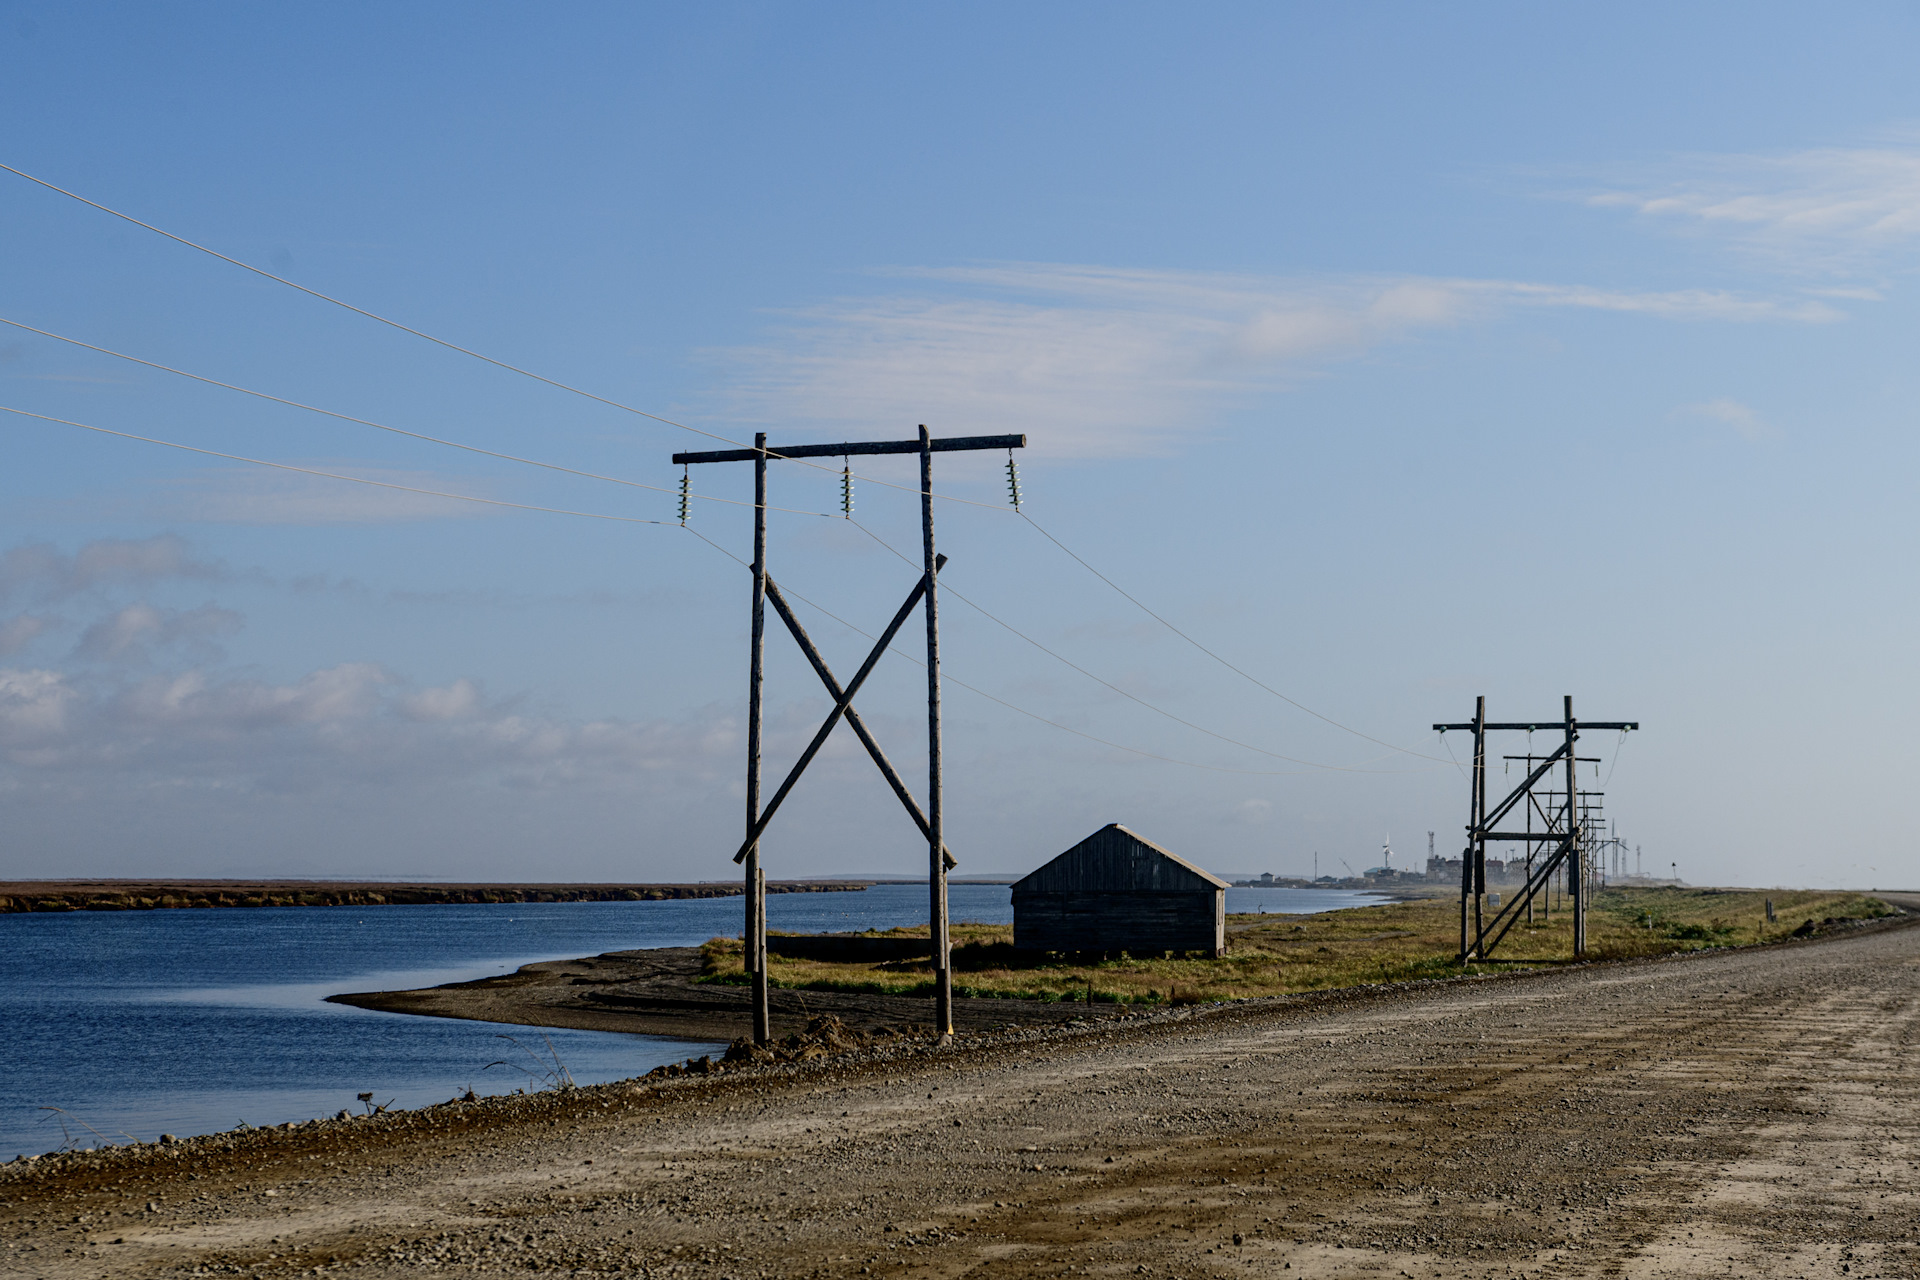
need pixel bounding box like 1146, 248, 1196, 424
328, 944, 1112, 1041
0, 878, 867, 914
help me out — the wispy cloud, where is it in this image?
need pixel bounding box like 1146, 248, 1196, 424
73, 602, 243, 665
1680, 397, 1780, 443
1581, 142, 1920, 272
721, 264, 1838, 457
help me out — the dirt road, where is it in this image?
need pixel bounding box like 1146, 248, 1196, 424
6, 907, 1918, 1279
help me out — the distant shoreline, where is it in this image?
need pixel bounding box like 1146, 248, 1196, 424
0, 879, 868, 914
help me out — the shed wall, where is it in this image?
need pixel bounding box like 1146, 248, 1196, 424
1012, 888, 1224, 956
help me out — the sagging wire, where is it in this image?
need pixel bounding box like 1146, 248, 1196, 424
1603, 728, 1629, 786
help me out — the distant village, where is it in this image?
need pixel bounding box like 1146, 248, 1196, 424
1231, 850, 1683, 891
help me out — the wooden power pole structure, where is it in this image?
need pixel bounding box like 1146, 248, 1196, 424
675, 428, 1025, 1044
1433, 696, 1638, 963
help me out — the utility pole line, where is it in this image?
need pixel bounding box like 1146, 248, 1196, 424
1434, 698, 1639, 963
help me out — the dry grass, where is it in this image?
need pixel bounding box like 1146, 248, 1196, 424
698, 887, 1894, 1006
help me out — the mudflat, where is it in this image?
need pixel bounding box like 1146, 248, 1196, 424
328, 947, 1104, 1041
7, 903, 1919, 1279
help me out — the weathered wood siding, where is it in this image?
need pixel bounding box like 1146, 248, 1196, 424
1011, 823, 1228, 956
1012, 888, 1223, 955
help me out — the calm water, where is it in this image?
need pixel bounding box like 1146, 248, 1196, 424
0, 883, 1379, 1158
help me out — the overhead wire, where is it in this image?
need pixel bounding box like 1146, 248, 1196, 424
4, 163, 1461, 766
0, 405, 672, 526
4, 397, 1417, 779
678, 524, 1338, 777
1017, 511, 1454, 764
0, 163, 737, 446
1602, 727, 1630, 787
0, 315, 840, 521
0, 162, 1015, 514
845, 517, 1430, 774
2, 304, 1435, 769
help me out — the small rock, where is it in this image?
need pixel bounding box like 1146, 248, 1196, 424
159, 1134, 177, 1145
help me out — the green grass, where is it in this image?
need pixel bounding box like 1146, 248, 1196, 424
697, 887, 1894, 1006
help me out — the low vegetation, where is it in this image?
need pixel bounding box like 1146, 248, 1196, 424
699, 887, 1895, 1006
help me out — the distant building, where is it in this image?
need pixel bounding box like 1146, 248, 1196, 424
1012, 824, 1229, 957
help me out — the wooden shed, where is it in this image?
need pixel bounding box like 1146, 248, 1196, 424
1011, 824, 1229, 956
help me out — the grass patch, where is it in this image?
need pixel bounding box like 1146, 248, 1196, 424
697, 888, 1895, 1005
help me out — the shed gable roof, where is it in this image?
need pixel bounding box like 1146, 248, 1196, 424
1011, 824, 1230, 894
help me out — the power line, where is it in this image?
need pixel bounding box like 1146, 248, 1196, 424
0, 405, 672, 527
679, 525, 1340, 777
1018, 511, 1453, 764
5, 398, 1391, 779
1, 163, 1015, 515
0, 163, 738, 446
0, 315, 846, 521
4, 166, 1450, 766
846, 518, 1426, 775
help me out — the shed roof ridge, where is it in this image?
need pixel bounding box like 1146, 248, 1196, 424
1104, 824, 1231, 889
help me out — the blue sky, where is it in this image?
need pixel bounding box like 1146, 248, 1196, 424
2, 2, 1917, 887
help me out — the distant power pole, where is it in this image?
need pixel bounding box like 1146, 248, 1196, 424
1433, 695, 1640, 962
1428, 831, 1435, 869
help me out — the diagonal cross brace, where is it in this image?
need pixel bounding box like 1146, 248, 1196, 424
1476, 835, 1576, 958
732, 556, 946, 865
1477, 742, 1572, 835
764, 577, 956, 872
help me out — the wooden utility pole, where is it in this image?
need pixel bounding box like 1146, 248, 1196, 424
1564, 695, 1584, 958
920, 427, 952, 1040
746, 432, 769, 1043
1459, 696, 1483, 962
675, 429, 1023, 1044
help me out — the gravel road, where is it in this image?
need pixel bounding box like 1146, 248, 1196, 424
6, 904, 1917, 1279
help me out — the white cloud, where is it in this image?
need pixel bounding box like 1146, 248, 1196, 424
1582, 142, 1920, 271
145, 465, 494, 525
74, 602, 243, 665
721, 264, 1839, 458
0, 535, 222, 605
1681, 398, 1779, 443
0, 659, 744, 794
401, 677, 482, 722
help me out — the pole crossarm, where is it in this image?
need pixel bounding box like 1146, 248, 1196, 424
763, 575, 956, 872
1435, 721, 1638, 731
675, 433, 1026, 466
731, 556, 945, 864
